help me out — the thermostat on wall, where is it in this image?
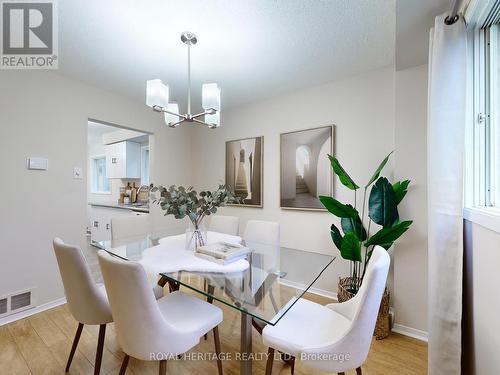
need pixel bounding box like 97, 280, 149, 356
27, 157, 48, 170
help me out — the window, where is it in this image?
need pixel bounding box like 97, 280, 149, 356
91, 156, 110, 193
470, 22, 500, 209
141, 146, 150, 185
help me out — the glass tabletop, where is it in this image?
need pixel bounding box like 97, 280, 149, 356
96, 231, 335, 326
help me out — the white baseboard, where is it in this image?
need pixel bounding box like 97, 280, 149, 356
279, 279, 338, 300
0, 297, 66, 326
392, 324, 428, 342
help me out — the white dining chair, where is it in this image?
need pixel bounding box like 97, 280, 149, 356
97, 250, 224, 375
244, 220, 280, 247
111, 214, 150, 240
111, 215, 164, 299
53, 238, 113, 375
262, 246, 390, 375
208, 215, 240, 236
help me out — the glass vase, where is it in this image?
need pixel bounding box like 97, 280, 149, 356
185, 220, 207, 251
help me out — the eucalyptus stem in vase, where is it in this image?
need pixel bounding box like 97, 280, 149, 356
151, 184, 241, 250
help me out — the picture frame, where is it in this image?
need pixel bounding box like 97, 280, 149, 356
280, 125, 334, 211
225, 136, 264, 207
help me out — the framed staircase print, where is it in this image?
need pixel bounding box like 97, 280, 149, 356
225, 136, 263, 207
280, 125, 334, 210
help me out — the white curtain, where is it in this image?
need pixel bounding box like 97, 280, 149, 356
427, 14, 467, 375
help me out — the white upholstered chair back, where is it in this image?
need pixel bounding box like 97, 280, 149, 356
302, 245, 390, 372
53, 238, 112, 325
97, 250, 198, 359
111, 214, 150, 240
244, 220, 279, 246
208, 215, 239, 236
244, 220, 280, 272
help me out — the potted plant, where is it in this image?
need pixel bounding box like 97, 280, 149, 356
151, 184, 241, 249
319, 152, 412, 339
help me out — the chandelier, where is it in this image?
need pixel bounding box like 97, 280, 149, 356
146, 31, 221, 129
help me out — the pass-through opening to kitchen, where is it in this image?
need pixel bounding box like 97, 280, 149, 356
86, 120, 152, 247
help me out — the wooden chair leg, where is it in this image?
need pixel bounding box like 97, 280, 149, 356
159, 360, 167, 375
119, 355, 130, 375
266, 347, 275, 375
356, 367, 362, 375
157, 275, 168, 288
94, 324, 106, 375
204, 284, 215, 340
252, 317, 266, 335
290, 356, 295, 374
66, 323, 84, 372
213, 326, 223, 375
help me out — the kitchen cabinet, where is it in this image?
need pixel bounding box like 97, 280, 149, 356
105, 141, 141, 179
89, 206, 146, 242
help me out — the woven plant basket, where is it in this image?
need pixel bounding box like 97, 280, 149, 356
337, 277, 391, 340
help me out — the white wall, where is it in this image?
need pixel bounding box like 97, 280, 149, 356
192, 66, 396, 295
0, 70, 193, 307
463, 220, 500, 375
394, 64, 429, 334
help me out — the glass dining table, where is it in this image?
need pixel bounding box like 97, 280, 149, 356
95, 230, 335, 375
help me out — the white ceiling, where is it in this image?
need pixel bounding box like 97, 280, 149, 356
58, 0, 395, 111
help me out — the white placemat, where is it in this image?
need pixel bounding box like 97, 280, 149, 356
140, 231, 249, 284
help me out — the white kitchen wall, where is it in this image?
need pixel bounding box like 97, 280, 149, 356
87, 127, 143, 205
0, 70, 194, 309
192, 66, 396, 297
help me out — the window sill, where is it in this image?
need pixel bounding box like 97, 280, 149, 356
463, 207, 500, 234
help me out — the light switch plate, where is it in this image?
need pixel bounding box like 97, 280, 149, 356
27, 157, 48, 170
73, 167, 83, 179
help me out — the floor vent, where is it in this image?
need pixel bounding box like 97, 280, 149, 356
11, 291, 32, 311
0, 289, 35, 317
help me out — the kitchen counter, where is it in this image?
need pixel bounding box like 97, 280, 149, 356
88, 202, 150, 213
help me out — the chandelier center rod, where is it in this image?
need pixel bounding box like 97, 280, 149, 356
181, 31, 197, 116
187, 43, 191, 115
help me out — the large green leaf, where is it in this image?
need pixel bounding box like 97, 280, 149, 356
340, 232, 362, 262
319, 196, 358, 218
330, 224, 342, 251
341, 215, 367, 241
369, 177, 399, 227
365, 151, 394, 188
393, 180, 411, 205
328, 155, 359, 190
365, 220, 413, 247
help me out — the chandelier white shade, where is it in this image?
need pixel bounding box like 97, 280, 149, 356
146, 79, 169, 108
164, 103, 180, 125
146, 32, 221, 129
202, 83, 221, 112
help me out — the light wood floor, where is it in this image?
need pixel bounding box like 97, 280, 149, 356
0, 289, 427, 375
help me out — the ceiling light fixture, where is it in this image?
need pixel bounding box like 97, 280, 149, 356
146, 31, 221, 129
